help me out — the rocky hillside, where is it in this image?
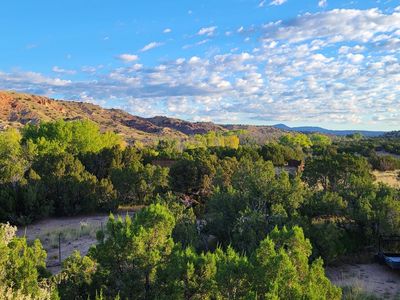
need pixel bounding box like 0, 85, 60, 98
0, 90, 284, 143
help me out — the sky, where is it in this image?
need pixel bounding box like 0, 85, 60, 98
1, 0, 400, 130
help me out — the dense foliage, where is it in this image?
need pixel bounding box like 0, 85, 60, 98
56, 205, 340, 300
1, 120, 400, 299
0, 223, 56, 299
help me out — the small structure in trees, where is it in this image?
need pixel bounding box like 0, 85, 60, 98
376, 235, 400, 269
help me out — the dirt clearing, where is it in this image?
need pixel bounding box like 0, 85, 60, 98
373, 170, 400, 188
17, 213, 133, 273
327, 263, 400, 299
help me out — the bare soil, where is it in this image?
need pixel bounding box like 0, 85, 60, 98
373, 170, 400, 188
327, 263, 400, 299
17, 213, 128, 273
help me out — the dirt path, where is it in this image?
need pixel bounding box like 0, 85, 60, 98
327, 263, 400, 299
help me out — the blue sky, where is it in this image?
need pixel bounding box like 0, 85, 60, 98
1, 0, 400, 130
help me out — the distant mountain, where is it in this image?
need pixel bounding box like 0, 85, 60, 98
0, 90, 284, 143
273, 124, 385, 137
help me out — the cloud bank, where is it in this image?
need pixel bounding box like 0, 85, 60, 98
1, 7, 400, 128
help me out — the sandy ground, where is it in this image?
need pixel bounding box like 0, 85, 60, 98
17, 213, 132, 273
327, 263, 400, 299
373, 170, 400, 188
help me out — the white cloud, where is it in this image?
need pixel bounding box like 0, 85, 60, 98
52, 66, 76, 75
258, 0, 267, 8
140, 42, 164, 52
261, 8, 400, 43
0, 71, 71, 88
198, 26, 217, 37
270, 0, 287, 6
338, 45, 365, 54
347, 53, 364, 64
197, 39, 210, 46
318, 0, 327, 8
163, 28, 172, 33
81, 66, 96, 73
3, 7, 400, 128
117, 54, 139, 62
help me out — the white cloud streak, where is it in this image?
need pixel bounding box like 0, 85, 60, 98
52, 66, 76, 75
318, 0, 327, 8
140, 42, 164, 52
117, 54, 139, 62
270, 0, 287, 6
198, 26, 217, 37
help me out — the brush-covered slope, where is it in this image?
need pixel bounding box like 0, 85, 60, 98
0, 90, 285, 143
0, 91, 186, 142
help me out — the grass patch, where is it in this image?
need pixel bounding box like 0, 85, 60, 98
118, 204, 145, 213
342, 286, 380, 300
38, 222, 101, 248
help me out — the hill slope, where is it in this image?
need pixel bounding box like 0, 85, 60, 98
0, 91, 185, 142
0, 90, 283, 143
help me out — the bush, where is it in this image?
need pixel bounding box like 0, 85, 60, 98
369, 155, 400, 171
0, 223, 56, 299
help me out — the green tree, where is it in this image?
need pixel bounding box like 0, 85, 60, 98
0, 128, 27, 184
214, 247, 252, 299
260, 143, 286, 166
303, 153, 373, 193
155, 246, 217, 300
310, 133, 332, 148
212, 156, 239, 190
279, 133, 312, 149
156, 139, 181, 159
33, 153, 115, 216
90, 204, 175, 299
260, 143, 303, 166
57, 251, 97, 300
111, 161, 169, 205
231, 209, 268, 254
23, 120, 123, 156
252, 226, 341, 299
0, 223, 54, 299
170, 153, 216, 197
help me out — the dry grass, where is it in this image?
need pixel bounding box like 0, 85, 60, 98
373, 170, 400, 188
326, 263, 400, 299
38, 222, 100, 249
17, 214, 110, 273
118, 204, 146, 213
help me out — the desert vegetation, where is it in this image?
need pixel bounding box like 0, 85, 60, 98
1, 120, 400, 299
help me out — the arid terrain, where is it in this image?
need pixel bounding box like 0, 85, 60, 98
0, 90, 285, 143
373, 170, 400, 188
17, 213, 133, 273
327, 263, 400, 299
